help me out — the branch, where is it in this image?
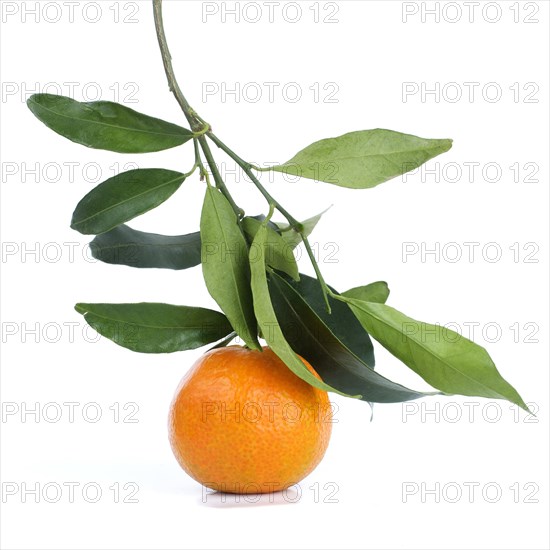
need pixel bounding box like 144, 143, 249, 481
152, 0, 240, 216
152, 0, 196, 129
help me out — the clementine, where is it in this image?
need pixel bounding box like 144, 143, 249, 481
169, 346, 332, 494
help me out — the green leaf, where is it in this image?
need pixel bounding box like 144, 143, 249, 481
249, 214, 281, 234
90, 224, 201, 270
344, 299, 530, 411
342, 281, 390, 304
27, 94, 192, 153
268, 129, 452, 189
269, 272, 431, 403
208, 332, 237, 351
71, 169, 185, 235
74, 303, 233, 353
242, 217, 299, 281
200, 186, 260, 350
275, 273, 375, 368
276, 209, 329, 249
249, 226, 357, 397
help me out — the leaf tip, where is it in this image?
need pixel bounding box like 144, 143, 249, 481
69, 221, 87, 235
518, 400, 535, 416
74, 303, 87, 315
441, 138, 453, 152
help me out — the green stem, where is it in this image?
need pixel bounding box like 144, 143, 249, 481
208, 133, 298, 226
208, 133, 250, 167
193, 123, 211, 138
192, 139, 208, 184
153, 0, 330, 311
250, 164, 272, 172
152, 0, 240, 216
265, 203, 276, 223
198, 136, 242, 217
193, 138, 201, 166
303, 239, 332, 312
208, 132, 331, 312
183, 163, 198, 179
152, 0, 198, 130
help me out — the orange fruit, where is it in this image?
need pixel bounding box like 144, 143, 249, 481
168, 346, 332, 494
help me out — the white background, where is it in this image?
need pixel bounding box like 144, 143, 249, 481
1, 1, 549, 549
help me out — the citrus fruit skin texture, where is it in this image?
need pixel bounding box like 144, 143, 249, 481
169, 346, 332, 494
